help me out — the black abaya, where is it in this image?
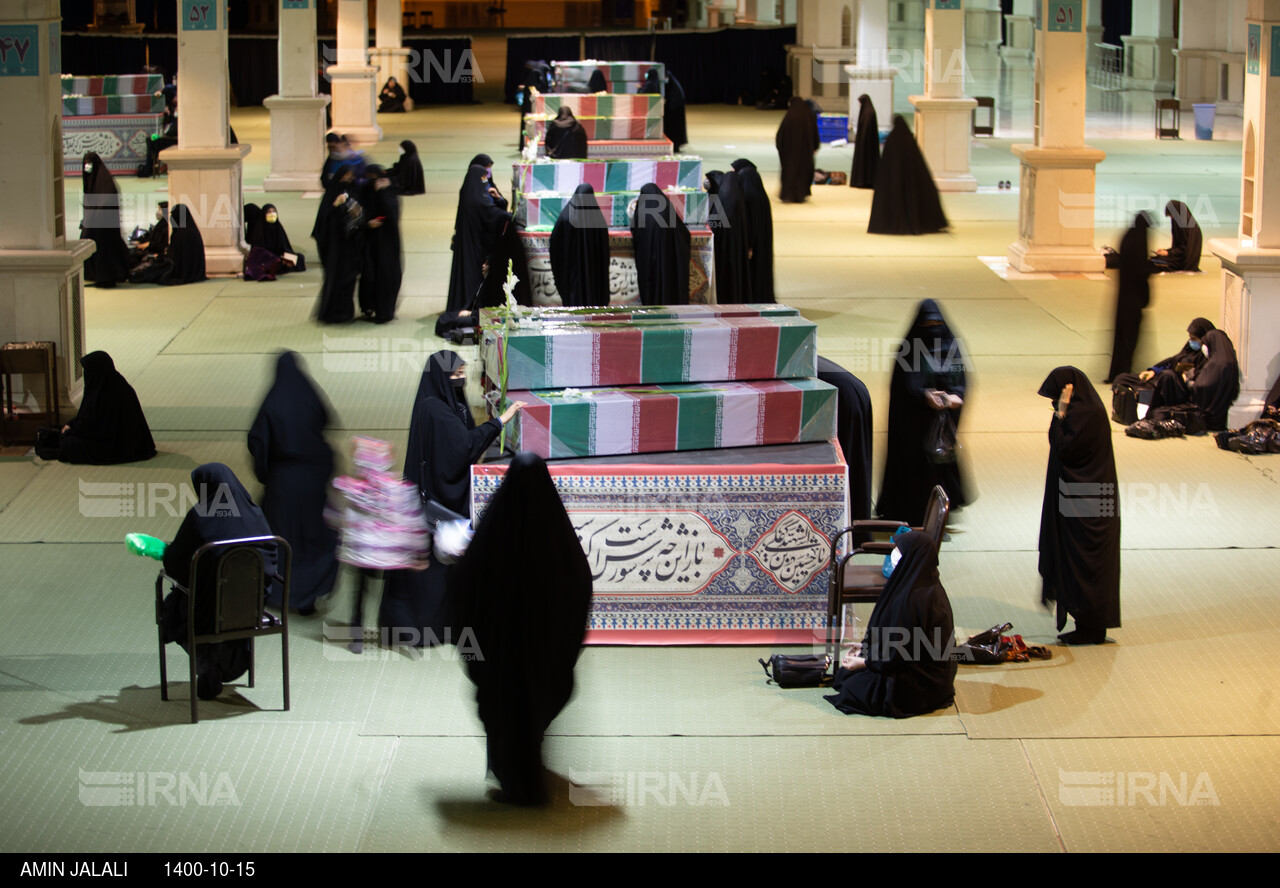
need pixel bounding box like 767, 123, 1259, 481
549, 184, 611, 307
544, 107, 589, 160
247, 352, 339, 612
378, 78, 407, 113
730, 158, 775, 303
1123, 317, 1215, 410
388, 140, 426, 196
704, 170, 753, 304
249, 204, 306, 272
1038, 367, 1121, 639
447, 164, 511, 313
825, 531, 957, 718
817, 356, 874, 528
775, 97, 819, 203
80, 152, 132, 287
452, 452, 593, 805
315, 169, 364, 324
1188, 329, 1240, 431
867, 116, 949, 235
630, 183, 690, 306
1158, 199, 1203, 272
664, 73, 688, 152
162, 204, 207, 284
850, 94, 880, 189
518, 62, 552, 150
1105, 212, 1152, 382
57, 351, 156, 465
875, 300, 968, 525
357, 170, 403, 324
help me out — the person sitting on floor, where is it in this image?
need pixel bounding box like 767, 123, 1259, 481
1151, 199, 1203, 272
1112, 317, 1216, 411
37, 351, 155, 465
378, 77, 407, 113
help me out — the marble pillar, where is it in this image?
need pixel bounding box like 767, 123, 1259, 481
264, 0, 329, 192
328, 0, 381, 143
911, 0, 977, 191
372, 0, 413, 113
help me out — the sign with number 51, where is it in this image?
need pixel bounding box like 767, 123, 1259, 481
1046, 0, 1083, 33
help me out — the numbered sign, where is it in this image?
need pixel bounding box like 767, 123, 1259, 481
0, 26, 39, 77
1046, 0, 1083, 33
1249, 24, 1262, 75
934, 0, 962, 10
181, 0, 218, 31
283, 0, 309, 9
1271, 26, 1280, 77
48, 22, 59, 75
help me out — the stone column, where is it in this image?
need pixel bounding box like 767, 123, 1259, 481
781, 0, 798, 24
911, 0, 977, 192
1001, 0, 1036, 61
966, 0, 1002, 49
789, 0, 860, 112
160, 0, 250, 275
1122, 0, 1177, 91
741, 0, 781, 24
844, 0, 899, 122
1210, 0, 1280, 425
1174, 0, 1247, 113
328, 0, 381, 143
1007, 0, 1106, 272
0, 2, 93, 404
1085, 0, 1103, 68
263, 0, 329, 192
372, 0, 413, 112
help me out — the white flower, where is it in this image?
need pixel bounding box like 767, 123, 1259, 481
561, 388, 583, 399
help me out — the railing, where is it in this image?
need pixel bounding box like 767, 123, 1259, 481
1092, 43, 1123, 91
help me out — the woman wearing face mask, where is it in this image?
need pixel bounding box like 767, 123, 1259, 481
1116, 317, 1216, 413
80, 152, 133, 288
377, 352, 525, 647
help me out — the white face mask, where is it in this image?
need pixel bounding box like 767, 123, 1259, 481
83, 163, 93, 174
888, 547, 902, 573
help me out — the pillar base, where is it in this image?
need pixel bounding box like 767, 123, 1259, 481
370, 47, 415, 112
787, 46, 856, 111
0, 240, 95, 405
263, 95, 330, 192
1000, 15, 1036, 61
910, 95, 978, 192
160, 144, 252, 276
328, 64, 383, 143
1007, 144, 1107, 273
1121, 35, 1177, 94
1210, 237, 1280, 427
844, 65, 900, 134
965, 7, 1002, 49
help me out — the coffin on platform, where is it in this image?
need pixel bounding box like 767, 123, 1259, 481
514, 157, 703, 195
526, 115, 664, 143
552, 60, 665, 95
61, 74, 166, 176
531, 92, 664, 118
517, 189, 707, 228
479, 304, 798, 325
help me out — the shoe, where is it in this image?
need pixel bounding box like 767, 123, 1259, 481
296, 604, 315, 617
1057, 627, 1106, 645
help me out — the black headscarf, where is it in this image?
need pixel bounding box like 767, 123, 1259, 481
1163, 200, 1202, 272
475, 219, 532, 309
875, 299, 968, 525
850, 94, 880, 189
825, 531, 957, 718
730, 158, 775, 303
388, 140, 425, 195
1190, 329, 1240, 431
314, 165, 364, 323
58, 351, 156, 465
357, 165, 403, 323
1037, 366, 1121, 634
1106, 212, 1152, 381
587, 69, 607, 93
250, 203, 304, 271
80, 151, 131, 286
452, 452, 594, 805
518, 61, 552, 149
775, 97, 819, 203
664, 73, 688, 152
639, 68, 661, 94
468, 154, 508, 210
147, 203, 170, 256
378, 77, 407, 113
868, 116, 949, 235
248, 352, 338, 610
550, 184, 611, 307
545, 107, 588, 160
817, 356, 874, 529
630, 183, 691, 306
1150, 317, 1215, 373
704, 170, 753, 304
163, 204, 207, 284
447, 164, 511, 312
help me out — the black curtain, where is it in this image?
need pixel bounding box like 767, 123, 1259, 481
229, 38, 277, 107
60, 33, 149, 75
504, 35, 582, 103
403, 37, 476, 105
653, 26, 795, 104
1102, 0, 1133, 47
583, 33, 655, 63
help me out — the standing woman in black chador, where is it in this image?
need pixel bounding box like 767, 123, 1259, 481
517, 60, 552, 150
825, 531, 957, 718
160, 464, 278, 700
1038, 366, 1120, 645
664, 72, 688, 152
544, 107, 589, 159
453, 452, 593, 805
436, 219, 534, 338
387, 140, 425, 196
876, 299, 969, 526
630, 183, 690, 306
868, 116, 949, 235
775, 97, 819, 203
314, 165, 365, 324
704, 170, 753, 304
817, 356, 874, 527
467, 154, 508, 210
80, 152, 132, 288
357, 164, 403, 324
730, 158, 775, 303
447, 164, 511, 313
162, 204, 207, 284
550, 184, 611, 307
1104, 212, 1153, 383
378, 352, 524, 646
850, 94, 880, 189
248, 351, 339, 615
41, 351, 155, 464
1153, 199, 1203, 272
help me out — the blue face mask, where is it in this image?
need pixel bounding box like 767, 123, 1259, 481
1188, 340, 1202, 351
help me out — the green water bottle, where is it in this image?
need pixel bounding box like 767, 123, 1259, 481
126, 533, 167, 560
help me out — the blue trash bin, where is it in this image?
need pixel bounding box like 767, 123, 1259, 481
1192, 103, 1216, 140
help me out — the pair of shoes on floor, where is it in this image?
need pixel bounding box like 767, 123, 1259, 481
996, 180, 1013, 189
1058, 627, 1107, 645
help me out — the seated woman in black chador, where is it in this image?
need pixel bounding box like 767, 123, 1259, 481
247, 203, 306, 273
1182, 329, 1240, 431
1152, 199, 1203, 272
825, 531, 957, 718
41, 351, 155, 464
162, 204, 207, 285
545, 107, 588, 160
378, 77, 407, 113
160, 464, 278, 700
1112, 317, 1215, 412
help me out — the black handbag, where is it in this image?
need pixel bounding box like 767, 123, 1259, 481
758, 654, 832, 688
925, 411, 958, 465
951, 622, 1014, 664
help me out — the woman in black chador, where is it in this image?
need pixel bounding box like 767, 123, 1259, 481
1153, 199, 1203, 272
313, 165, 365, 324
544, 107, 589, 160
435, 220, 533, 338
876, 300, 968, 526
162, 204, 207, 285
160, 464, 278, 699
730, 158, 775, 303
1119, 317, 1216, 412
1038, 366, 1121, 645
517, 61, 552, 150
825, 531, 957, 718
664, 73, 688, 152
1185, 329, 1240, 431
80, 152, 132, 288
775, 97, 819, 203
630, 183, 690, 306
467, 154, 508, 210
452, 452, 593, 805
45, 351, 155, 465
447, 164, 511, 313
388, 140, 425, 196
248, 351, 339, 614
850, 94, 880, 189
247, 203, 306, 272
817, 356, 874, 527
550, 184, 611, 307
704, 170, 753, 304
378, 352, 523, 647
378, 77, 407, 113
1104, 212, 1153, 383
868, 116, 949, 235
357, 165, 403, 324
